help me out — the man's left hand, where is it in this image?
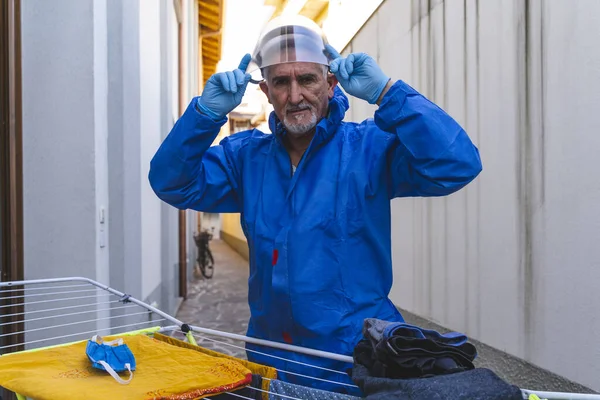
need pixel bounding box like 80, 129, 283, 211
326, 44, 391, 105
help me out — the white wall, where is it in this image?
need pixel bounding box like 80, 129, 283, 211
21, 0, 110, 343
21, 0, 195, 335
344, 0, 600, 391
322, 0, 384, 50
139, 0, 163, 300
184, 0, 200, 285
93, 0, 111, 331
138, 0, 200, 301
538, 0, 600, 383
185, 0, 200, 99
21, 0, 100, 281
170, 4, 180, 124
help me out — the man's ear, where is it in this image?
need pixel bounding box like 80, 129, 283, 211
327, 73, 338, 99
259, 81, 272, 104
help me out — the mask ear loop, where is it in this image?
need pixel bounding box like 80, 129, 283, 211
91, 335, 124, 347
96, 360, 133, 385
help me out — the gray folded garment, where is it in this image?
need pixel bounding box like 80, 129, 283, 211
351, 364, 523, 400
269, 379, 362, 400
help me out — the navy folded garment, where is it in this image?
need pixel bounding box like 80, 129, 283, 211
354, 338, 471, 380
375, 336, 477, 378
359, 319, 478, 379
364, 318, 470, 348
351, 363, 523, 400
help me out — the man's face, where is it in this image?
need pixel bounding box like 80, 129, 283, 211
259, 62, 337, 136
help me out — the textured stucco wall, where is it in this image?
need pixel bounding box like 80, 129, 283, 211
344, 0, 600, 392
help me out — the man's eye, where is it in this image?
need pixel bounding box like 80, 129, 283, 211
273, 79, 287, 86
299, 77, 316, 84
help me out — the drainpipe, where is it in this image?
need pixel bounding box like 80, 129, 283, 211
1, 1, 24, 398
176, 0, 187, 300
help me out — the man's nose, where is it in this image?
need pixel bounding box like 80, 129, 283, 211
289, 80, 303, 104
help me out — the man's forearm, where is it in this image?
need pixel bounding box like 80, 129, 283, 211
376, 79, 394, 106
374, 80, 482, 196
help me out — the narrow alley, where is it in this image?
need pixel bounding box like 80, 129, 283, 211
3, 0, 600, 398
176, 240, 250, 358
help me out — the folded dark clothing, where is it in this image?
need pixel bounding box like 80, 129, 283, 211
351, 363, 523, 400
354, 339, 387, 376
356, 335, 475, 379
364, 319, 470, 348
361, 317, 478, 379
384, 336, 477, 359
374, 336, 476, 378
372, 353, 471, 379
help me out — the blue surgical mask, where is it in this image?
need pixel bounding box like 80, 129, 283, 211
86, 335, 136, 384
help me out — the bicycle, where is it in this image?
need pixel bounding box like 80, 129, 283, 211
193, 228, 214, 279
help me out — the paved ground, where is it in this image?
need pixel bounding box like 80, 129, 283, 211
400, 310, 594, 394
176, 239, 595, 394
176, 239, 250, 358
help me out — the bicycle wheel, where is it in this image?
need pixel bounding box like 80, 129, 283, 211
193, 259, 203, 279
201, 250, 214, 279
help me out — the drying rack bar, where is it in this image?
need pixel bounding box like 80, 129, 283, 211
0, 277, 352, 363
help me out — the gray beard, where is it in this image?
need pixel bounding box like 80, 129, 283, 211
283, 111, 318, 136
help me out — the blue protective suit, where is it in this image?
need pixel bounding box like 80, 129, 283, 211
149, 81, 482, 395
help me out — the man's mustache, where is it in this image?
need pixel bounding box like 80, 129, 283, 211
286, 103, 313, 113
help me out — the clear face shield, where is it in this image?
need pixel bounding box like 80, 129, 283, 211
246, 15, 334, 84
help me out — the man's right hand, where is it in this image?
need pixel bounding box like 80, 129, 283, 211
197, 54, 252, 120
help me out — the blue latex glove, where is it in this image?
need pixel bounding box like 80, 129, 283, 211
325, 44, 390, 105
197, 54, 252, 119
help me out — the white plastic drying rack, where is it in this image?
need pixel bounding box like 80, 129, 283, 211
0, 277, 597, 400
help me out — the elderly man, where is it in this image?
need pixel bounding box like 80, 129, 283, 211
149, 17, 482, 395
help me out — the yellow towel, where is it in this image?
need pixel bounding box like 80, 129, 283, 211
0, 334, 252, 400
153, 332, 277, 380
153, 332, 277, 400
